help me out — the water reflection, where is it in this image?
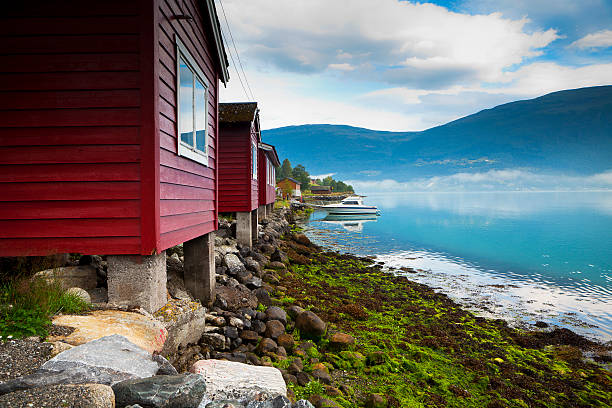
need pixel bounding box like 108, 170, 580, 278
320, 213, 378, 232
303, 191, 612, 341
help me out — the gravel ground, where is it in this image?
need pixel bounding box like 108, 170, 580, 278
0, 339, 52, 382
0, 383, 114, 408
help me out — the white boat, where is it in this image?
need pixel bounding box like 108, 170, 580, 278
317, 196, 379, 215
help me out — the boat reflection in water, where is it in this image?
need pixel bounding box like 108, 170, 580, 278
320, 213, 378, 232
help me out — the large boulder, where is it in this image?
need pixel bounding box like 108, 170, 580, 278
34, 265, 98, 291
295, 311, 326, 338
154, 300, 206, 356
0, 383, 115, 408
48, 310, 167, 354
0, 335, 164, 396
264, 320, 285, 340
190, 360, 286, 402
112, 374, 206, 408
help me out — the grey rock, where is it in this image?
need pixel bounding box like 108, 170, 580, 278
253, 288, 271, 306
34, 265, 98, 291
229, 316, 245, 329
265, 307, 287, 325
264, 320, 285, 340
191, 360, 286, 401
205, 400, 245, 408
42, 334, 159, 379
224, 253, 246, 276
293, 401, 315, 408
0, 384, 115, 408
246, 395, 292, 408
246, 277, 263, 290
161, 303, 207, 356
152, 354, 179, 376
113, 374, 206, 408
66, 287, 91, 304
251, 320, 266, 334
295, 311, 326, 338
224, 326, 239, 339
200, 333, 226, 350
244, 257, 262, 275
286, 306, 305, 320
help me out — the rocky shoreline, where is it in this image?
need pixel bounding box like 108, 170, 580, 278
1, 206, 611, 407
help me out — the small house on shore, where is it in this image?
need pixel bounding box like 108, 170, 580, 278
217, 102, 261, 248
310, 185, 333, 194
0, 0, 230, 312
258, 142, 280, 219
277, 178, 301, 199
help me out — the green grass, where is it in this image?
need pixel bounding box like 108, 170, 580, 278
0, 275, 90, 340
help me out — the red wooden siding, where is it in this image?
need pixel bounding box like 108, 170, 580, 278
0, 1, 143, 256
156, 0, 219, 251
258, 150, 276, 205
218, 123, 258, 212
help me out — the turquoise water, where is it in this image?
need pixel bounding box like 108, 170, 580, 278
303, 192, 612, 341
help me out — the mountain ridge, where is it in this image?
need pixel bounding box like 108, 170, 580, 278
262, 86, 612, 182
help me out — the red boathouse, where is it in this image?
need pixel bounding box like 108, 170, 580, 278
258, 142, 280, 219
0, 0, 230, 311
217, 102, 261, 248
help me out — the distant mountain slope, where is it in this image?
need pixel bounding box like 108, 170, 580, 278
262, 86, 612, 181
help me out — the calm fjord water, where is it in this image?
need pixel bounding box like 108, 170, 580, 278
303, 192, 612, 341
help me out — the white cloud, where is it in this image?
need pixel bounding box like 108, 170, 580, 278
220, 0, 558, 86
217, 0, 612, 131
348, 169, 612, 193
328, 63, 355, 71
311, 173, 336, 180
569, 29, 612, 49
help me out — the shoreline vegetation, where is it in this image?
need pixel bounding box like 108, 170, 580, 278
278, 209, 611, 407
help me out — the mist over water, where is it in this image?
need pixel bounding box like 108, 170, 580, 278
302, 191, 612, 341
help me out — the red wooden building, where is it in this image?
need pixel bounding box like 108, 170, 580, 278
0, 0, 229, 311
217, 102, 261, 247
258, 142, 280, 218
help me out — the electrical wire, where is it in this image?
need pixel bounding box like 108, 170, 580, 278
218, 0, 256, 101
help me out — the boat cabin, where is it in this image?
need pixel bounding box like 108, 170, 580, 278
218, 102, 261, 248
0, 0, 230, 311
257, 142, 280, 219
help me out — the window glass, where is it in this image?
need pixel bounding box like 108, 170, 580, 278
194, 78, 207, 153
179, 58, 194, 147
252, 143, 257, 179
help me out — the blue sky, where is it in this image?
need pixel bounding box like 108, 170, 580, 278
218, 0, 612, 131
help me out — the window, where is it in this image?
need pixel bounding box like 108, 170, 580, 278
176, 37, 209, 166
252, 142, 257, 179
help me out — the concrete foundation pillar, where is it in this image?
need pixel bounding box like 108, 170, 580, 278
268, 203, 273, 215
251, 209, 258, 244
258, 205, 266, 220
107, 252, 167, 313
183, 232, 215, 307
236, 211, 252, 248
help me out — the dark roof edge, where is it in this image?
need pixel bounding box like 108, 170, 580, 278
280, 177, 301, 185
205, 0, 230, 84
258, 142, 280, 166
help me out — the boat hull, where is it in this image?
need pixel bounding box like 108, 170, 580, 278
322, 206, 378, 215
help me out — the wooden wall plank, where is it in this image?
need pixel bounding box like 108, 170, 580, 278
0, 200, 140, 219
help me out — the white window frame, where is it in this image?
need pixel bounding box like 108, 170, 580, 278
252, 142, 258, 180
176, 36, 209, 166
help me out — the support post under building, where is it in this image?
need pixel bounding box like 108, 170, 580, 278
107, 252, 167, 313
183, 232, 215, 306
236, 211, 252, 248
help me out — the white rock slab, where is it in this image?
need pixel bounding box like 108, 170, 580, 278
43, 334, 160, 381
191, 360, 286, 402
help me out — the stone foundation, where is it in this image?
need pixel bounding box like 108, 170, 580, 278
107, 252, 167, 313
183, 232, 215, 306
